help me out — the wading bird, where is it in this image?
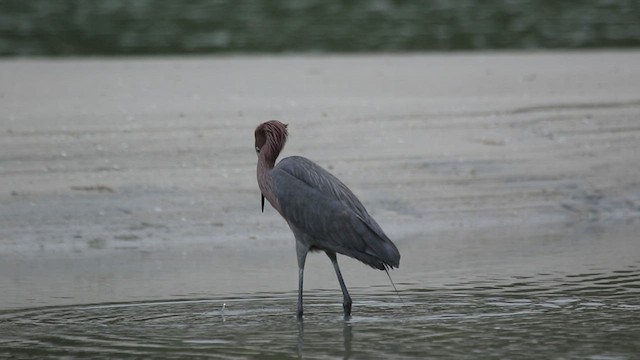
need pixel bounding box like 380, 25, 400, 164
255, 120, 400, 318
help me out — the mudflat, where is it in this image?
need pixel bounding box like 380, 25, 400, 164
1, 52, 639, 309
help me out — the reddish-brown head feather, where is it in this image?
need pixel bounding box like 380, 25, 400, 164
255, 120, 288, 164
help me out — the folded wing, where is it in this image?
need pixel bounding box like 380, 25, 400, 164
270, 156, 400, 270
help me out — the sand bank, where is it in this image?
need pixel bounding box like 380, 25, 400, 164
1, 52, 639, 308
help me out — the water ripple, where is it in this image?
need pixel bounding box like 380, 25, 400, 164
1, 267, 639, 359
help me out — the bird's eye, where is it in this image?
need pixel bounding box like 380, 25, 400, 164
255, 146, 260, 153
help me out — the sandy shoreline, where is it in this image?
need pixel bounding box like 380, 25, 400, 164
2, 52, 639, 251
1, 52, 640, 309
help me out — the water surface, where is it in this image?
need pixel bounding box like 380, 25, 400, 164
2, 275, 639, 359
2, 0, 639, 55
2, 222, 639, 359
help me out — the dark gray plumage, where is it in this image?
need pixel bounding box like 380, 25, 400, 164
255, 120, 400, 318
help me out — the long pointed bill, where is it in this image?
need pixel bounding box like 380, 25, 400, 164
261, 194, 265, 212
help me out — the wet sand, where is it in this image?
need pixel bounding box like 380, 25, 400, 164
1, 52, 640, 310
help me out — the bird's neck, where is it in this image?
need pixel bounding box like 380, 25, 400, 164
257, 153, 281, 213
258, 153, 276, 171
259, 141, 279, 170
257, 153, 276, 189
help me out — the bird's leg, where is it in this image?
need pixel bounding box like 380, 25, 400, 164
296, 241, 308, 319
326, 251, 352, 318
297, 267, 304, 319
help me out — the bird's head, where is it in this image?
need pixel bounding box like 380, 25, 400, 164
254, 120, 288, 162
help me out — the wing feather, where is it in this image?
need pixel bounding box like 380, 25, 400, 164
270, 156, 400, 269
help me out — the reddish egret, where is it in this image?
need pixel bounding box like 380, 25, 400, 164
255, 120, 400, 318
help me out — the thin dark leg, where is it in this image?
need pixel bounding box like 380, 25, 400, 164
297, 267, 304, 318
296, 241, 308, 319
326, 251, 352, 318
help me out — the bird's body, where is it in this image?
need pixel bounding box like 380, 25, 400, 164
267, 156, 399, 270
255, 120, 400, 318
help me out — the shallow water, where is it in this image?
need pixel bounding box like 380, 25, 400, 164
1, 274, 639, 359
2, 222, 640, 359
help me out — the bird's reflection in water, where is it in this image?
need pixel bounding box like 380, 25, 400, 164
296, 319, 354, 359
296, 320, 304, 359
343, 321, 353, 359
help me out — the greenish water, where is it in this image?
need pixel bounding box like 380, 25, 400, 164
1, 0, 639, 56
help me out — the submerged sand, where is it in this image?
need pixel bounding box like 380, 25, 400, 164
1, 52, 639, 309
